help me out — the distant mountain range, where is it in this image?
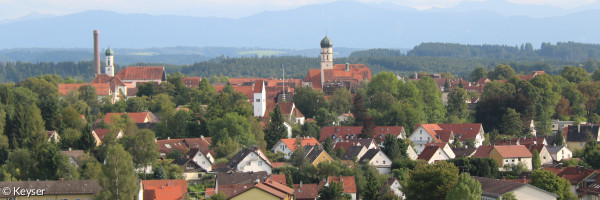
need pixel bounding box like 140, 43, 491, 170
0, 0, 600, 50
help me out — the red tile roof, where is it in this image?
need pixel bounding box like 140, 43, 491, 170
254, 182, 288, 199
278, 138, 320, 151
304, 64, 371, 90
328, 176, 357, 194
115, 66, 165, 81
156, 137, 212, 158
415, 123, 483, 143
142, 179, 187, 200
263, 179, 294, 195
293, 184, 319, 199
104, 112, 155, 124
182, 77, 202, 88
205, 188, 215, 196
262, 102, 305, 119
92, 129, 111, 143
473, 145, 493, 158
58, 83, 111, 96
254, 80, 264, 93
267, 174, 287, 185
493, 145, 532, 158
543, 166, 598, 185
417, 145, 440, 161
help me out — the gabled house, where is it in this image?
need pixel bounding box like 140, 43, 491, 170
302, 145, 333, 167
407, 145, 419, 160
490, 145, 533, 171
271, 137, 320, 159
451, 146, 477, 158
114, 66, 166, 87
141, 179, 187, 200
417, 143, 454, 164
46, 130, 60, 143
546, 145, 573, 162
229, 180, 294, 200
472, 176, 558, 200
543, 166, 598, 196
524, 144, 553, 165
494, 136, 547, 146
90, 74, 129, 103
215, 171, 269, 192
473, 145, 494, 158
358, 149, 392, 174
409, 123, 484, 154
60, 149, 85, 168
320, 126, 407, 146
156, 137, 214, 162
565, 124, 600, 150
293, 183, 319, 200
91, 129, 124, 146
103, 111, 160, 125
379, 178, 404, 199
172, 155, 207, 181
327, 176, 357, 200
340, 145, 368, 166
226, 147, 273, 174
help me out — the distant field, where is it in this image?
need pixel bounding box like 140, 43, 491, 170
238, 50, 286, 57
130, 52, 158, 56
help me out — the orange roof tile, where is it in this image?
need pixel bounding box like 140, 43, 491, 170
142, 179, 187, 200
267, 174, 287, 185
417, 145, 440, 161
473, 145, 493, 158
328, 176, 357, 194
279, 138, 320, 151
115, 66, 165, 81
263, 179, 294, 195
493, 145, 532, 158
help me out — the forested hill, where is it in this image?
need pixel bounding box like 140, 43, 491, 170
2, 42, 600, 83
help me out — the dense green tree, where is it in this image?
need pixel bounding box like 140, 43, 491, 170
470, 66, 487, 82
403, 161, 459, 200
248, 116, 267, 149
446, 172, 481, 200
488, 64, 516, 80
448, 157, 499, 178
416, 77, 446, 123
561, 65, 590, 83
214, 137, 240, 158
197, 78, 217, 104
530, 169, 576, 200
323, 137, 334, 155
318, 181, 350, 200
315, 108, 336, 127
362, 166, 383, 200
368, 72, 399, 97
502, 192, 517, 200
61, 106, 86, 131
125, 97, 149, 112
209, 112, 256, 147
120, 129, 159, 175
592, 68, 600, 81
582, 142, 600, 169
330, 88, 352, 115
502, 108, 524, 136
265, 105, 288, 149
530, 74, 561, 135
300, 122, 320, 139
295, 86, 327, 118
54, 153, 80, 180
136, 82, 157, 97
382, 134, 408, 160
578, 82, 600, 116
532, 150, 541, 170
97, 144, 139, 200
61, 128, 82, 149
80, 154, 103, 180
4, 148, 35, 180
352, 93, 368, 126
78, 85, 98, 109
447, 88, 469, 119
208, 193, 228, 200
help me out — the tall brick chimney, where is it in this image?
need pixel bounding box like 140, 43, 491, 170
93, 30, 100, 75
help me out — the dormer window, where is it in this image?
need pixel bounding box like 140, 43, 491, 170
333, 135, 337, 139
165, 144, 171, 149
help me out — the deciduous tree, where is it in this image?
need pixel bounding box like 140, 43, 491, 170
446, 172, 481, 200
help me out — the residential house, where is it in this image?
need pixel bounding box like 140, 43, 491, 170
103, 111, 160, 125
113, 66, 166, 87
171, 148, 213, 180
417, 143, 455, 164
494, 136, 547, 146
215, 171, 269, 193
565, 124, 600, 150
473, 145, 494, 158
226, 147, 273, 174
552, 120, 580, 133
473, 176, 558, 200
156, 137, 214, 162
409, 123, 484, 154
60, 149, 85, 168
524, 144, 553, 165
0, 180, 101, 199
141, 179, 187, 200
358, 149, 392, 174
544, 166, 598, 196
271, 137, 320, 159
302, 145, 333, 167
47, 130, 60, 143
182, 77, 202, 88
320, 126, 407, 146
91, 128, 124, 146
489, 145, 533, 171
229, 180, 294, 200
379, 178, 404, 199
546, 145, 573, 162
293, 183, 319, 200
451, 146, 477, 158
327, 176, 357, 200
340, 145, 368, 166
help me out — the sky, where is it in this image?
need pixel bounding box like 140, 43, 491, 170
0, 0, 597, 20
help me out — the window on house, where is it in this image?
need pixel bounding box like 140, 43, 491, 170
247, 162, 251, 166
512, 159, 515, 162
505, 160, 508, 163
383, 161, 386, 164
202, 161, 206, 164
518, 158, 521, 161
259, 161, 262, 166
256, 99, 260, 102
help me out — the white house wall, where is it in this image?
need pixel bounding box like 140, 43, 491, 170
235, 152, 273, 174
409, 126, 435, 154
513, 185, 558, 200
193, 152, 213, 171
272, 141, 293, 159
368, 151, 392, 174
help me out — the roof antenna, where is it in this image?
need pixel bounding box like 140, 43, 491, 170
281, 64, 286, 102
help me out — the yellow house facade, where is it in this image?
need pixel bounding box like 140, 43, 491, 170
230, 188, 285, 200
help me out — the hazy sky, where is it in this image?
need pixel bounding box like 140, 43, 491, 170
0, 0, 596, 20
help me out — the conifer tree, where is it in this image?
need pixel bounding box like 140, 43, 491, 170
265, 105, 287, 149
